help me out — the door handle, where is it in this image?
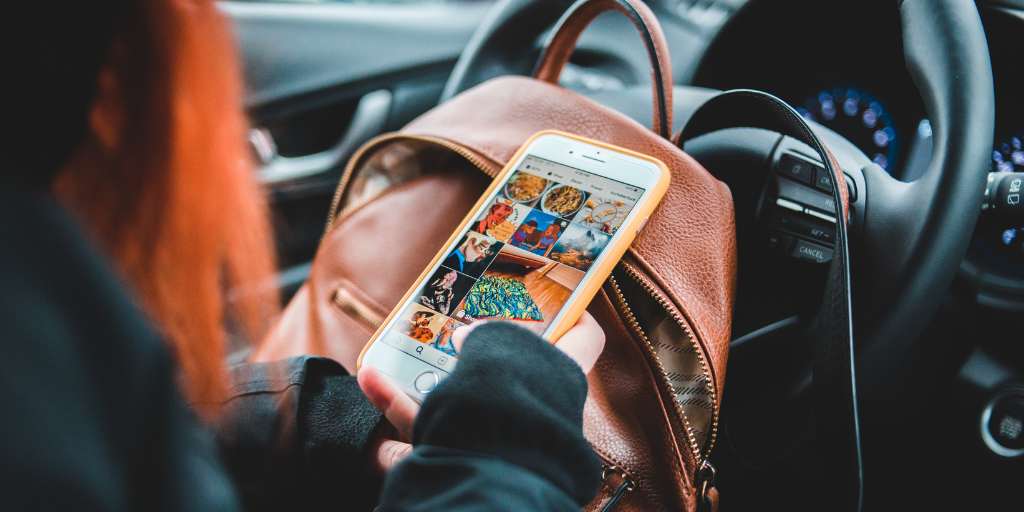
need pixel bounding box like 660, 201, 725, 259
253, 89, 392, 184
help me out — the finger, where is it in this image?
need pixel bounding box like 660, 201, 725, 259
357, 367, 420, 441
373, 439, 413, 473
451, 322, 485, 352
552, 312, 605, 374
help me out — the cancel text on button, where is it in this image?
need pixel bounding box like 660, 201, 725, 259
791, 239, 833, 263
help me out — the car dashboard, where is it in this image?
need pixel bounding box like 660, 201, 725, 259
675, 0, 1024, 493
689, 0, 1024, 311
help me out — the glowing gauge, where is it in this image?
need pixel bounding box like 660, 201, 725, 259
992, 132, 1024, 173
797, 88, 899, 172
966, 132, 1024, 284
990, 132, 1024, 263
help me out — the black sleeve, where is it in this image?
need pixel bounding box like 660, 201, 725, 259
213, 356, 385, 512
377, 322, 601, 511
0, 188, 239, 512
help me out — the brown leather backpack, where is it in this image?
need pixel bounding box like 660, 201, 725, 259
256, 1, 736, 509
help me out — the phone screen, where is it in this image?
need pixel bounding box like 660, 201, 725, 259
365, 152, 648, 391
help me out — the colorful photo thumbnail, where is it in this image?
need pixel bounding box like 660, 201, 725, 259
432, 317, 465, 357
443, 232, 502, 278
452, 245, 584, 335
508, 208, 568, 257
471, 197, 532, 243
549, 223, 612, 271
572, 194, 636, 234
502, 171, 550, 207
400, 303, 450, 344
417, 266, 475, 316
540, 184, 589, 220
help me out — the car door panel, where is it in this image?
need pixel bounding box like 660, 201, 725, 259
223, 1, 489, 297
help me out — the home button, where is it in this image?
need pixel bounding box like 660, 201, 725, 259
414, 371, 439, 394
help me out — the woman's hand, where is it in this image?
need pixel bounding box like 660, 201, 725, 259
356, 311, 605, 472
451, 311, 605, 373
357, 367, 418, 473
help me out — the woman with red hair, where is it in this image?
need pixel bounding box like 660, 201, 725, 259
4, 1, 604, 510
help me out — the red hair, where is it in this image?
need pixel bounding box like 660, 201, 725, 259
55, 0, 278, 415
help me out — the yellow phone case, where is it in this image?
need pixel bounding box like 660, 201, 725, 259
356, 129, 671, 369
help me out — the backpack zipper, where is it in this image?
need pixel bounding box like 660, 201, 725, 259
608, 264, 720, 500
325, 133, 501, 234
322, 133, 501, 330
694, 460, 717, 512
599, 464, 636, 512
617, 261, 720, 460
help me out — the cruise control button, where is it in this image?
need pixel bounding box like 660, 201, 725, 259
791, 239, 833, 263
777, 178, 838, 214
806, 225, 835, 244
774, 213, 835, 245
815, 168, 834, 193
778, 154, 816, 185
414, 371, 439, 393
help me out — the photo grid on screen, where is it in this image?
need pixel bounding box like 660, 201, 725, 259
396, 155, 644, 359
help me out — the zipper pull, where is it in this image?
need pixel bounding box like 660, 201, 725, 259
695, 460, 717, 512
599, 465, 636, 512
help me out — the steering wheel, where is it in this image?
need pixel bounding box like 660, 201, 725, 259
442, 0, 994, 393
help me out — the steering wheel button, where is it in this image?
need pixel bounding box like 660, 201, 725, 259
814, 168, 834, 193
804, 208, 837, 224
808, 226, 835, 244
774, 212, 835, 245
776, 197, 804, 212
778, 154, 816, 185
790, 239, 833, 264
777, 178, 838, 215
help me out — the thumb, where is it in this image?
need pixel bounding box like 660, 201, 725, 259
372, 439, 413, 473
358, 366, 420, 441
451, 321, 486, 352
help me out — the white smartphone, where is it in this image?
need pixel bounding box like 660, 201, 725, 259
357, 130, 670, 401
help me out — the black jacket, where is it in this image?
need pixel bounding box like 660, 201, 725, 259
0, 187, 600, 510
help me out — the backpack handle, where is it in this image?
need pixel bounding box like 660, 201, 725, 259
533, 0, 674, 140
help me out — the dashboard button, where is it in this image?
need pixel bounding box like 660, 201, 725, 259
414, 371, 439, 394
778, 154, 816, 185
791, 239, 833, 264
982, 387, 1024, 457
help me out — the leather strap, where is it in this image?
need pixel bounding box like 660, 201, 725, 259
532, 0, 674, 139
679, 89, 864, 512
